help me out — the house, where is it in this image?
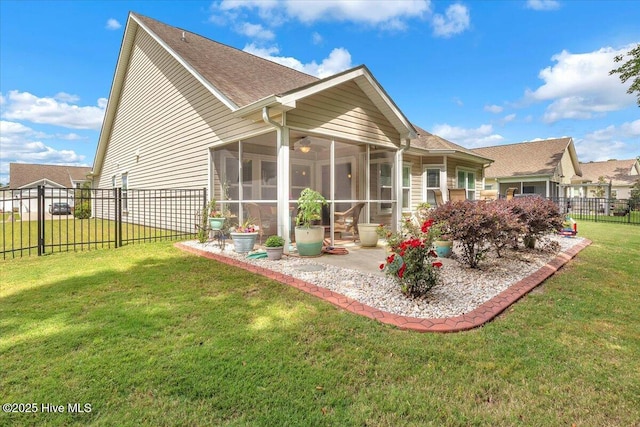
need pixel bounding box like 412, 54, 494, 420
91, 12, 491, 249
3, 163, 91, 214
472, 138, 581, 198
570, 158, 640, 199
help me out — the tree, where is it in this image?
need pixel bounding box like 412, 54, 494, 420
630, 178, 640, 211
610, 43, 640, 107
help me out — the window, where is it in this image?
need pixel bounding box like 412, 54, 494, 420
457, 170, 476, 200
423, 167, 442, 205
291, 163, 311, 200
121, 173, 128, 211
402, 164, 411, 211
380, 163, 393, 211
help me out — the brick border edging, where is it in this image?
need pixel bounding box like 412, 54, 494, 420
175, 239, 592, 333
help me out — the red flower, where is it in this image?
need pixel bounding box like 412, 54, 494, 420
429, 250, 437, 257
432, 261, 443, 268
379, 263, 385, 270
397, 263, 406, 278
421, 219, 434, 233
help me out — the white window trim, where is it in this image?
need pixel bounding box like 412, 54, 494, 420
455, 167, 477, 200
402, 162, 411, 212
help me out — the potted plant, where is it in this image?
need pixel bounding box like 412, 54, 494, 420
431, 222, 453, 258
207, 199, 226, 230
230, 219, 259, 253
264, 235, 285, 260
294, 188, 327, 257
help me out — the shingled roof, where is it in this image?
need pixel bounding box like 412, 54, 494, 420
135, 13, 318, 108
578, 159, 639, 186
411, 125, 493, 161
9, 163, 91, 189
472, 138, 578, 179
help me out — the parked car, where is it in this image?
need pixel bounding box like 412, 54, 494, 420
49, 202, 72, 215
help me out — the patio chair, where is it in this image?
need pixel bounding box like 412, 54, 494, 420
246, 203, 276, 244
333, 202, 365, 241
479, 190, 498, 201
505, 187, 519, 200
448, 188, 467, 202
431, 189, 445, 207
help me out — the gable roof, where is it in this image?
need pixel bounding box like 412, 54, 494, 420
472, 138, 580, 179
134, 14, 318, 109
9, 163, 91, 189
411, 125, 493, 163
93, 13, 417, 175
578, 158, 640, 186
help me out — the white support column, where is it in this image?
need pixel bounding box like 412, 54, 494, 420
394, 148, 403, 232
277, 126, 291, 253
329, 139, 335, 245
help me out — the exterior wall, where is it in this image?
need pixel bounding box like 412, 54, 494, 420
286, 81, 401, 146
95, 27, 269, 191
558, 148, 577, 185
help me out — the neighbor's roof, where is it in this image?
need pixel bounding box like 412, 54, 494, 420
9, 163, 91, 189
411, 125, 493, 163
472, 138, 578, 179
135, 14, 318, 108
578, 158, 640, 186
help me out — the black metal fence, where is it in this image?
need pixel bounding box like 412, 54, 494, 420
1, 186, 206, 259
551, 197, 638, 225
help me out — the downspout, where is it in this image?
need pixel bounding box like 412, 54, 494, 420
262, 106, 290, 252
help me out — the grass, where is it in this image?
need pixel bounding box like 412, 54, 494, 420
1, 222, 639, 426
1, 217, 189, 258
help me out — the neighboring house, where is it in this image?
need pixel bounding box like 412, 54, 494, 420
4, 163, 91, 214
571, 158, 640, 199
91, 12, 491, 246
472, 138, 581, 198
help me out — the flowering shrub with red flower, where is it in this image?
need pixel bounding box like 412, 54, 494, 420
378, 217, 442, 297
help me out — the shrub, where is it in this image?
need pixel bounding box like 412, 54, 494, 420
430, 200, 500, 268
73, 202, 91, 219
484, 199, 523, 257
508, 197, 564, 246
378, 218, 442, 297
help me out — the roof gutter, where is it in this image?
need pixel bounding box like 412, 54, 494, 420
262, 106, 282, 130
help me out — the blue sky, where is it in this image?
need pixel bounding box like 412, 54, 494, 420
1, 0, 638, 185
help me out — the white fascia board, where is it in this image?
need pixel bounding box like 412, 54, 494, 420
92, 14, 139, 176
132, 15, 237, 112
354, 70, 417, 140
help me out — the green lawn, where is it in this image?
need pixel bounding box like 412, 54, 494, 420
1, 222, 638, 426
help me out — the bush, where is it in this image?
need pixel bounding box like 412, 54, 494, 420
508, 197, 564, 245
378, 218, 442, 297
73, 202, 91, 219
430, 200, 501, 268
264, 235, 285, 247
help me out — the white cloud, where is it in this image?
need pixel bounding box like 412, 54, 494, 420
312, 32, 323, 45
1, 90, 106, 130
484, 104, 503, 113
525, 0, 560, 11
237, 22, 275, 40
574, 119, 640, 162
432, 3, 470, 38
0, 120, 87, 183
500, 113, 516, 125
218, 0, 430, 28
106, 18, 122, 30
243, 44, 352, 78
527, 45, 638, 123
431, 123, 504, 147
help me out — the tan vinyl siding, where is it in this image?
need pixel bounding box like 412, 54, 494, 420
95, 28, 269, 191
286, 81, 400, 146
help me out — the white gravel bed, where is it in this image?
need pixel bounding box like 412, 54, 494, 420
181, 235, 585, 319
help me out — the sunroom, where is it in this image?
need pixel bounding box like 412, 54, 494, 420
208, 67, 417, 252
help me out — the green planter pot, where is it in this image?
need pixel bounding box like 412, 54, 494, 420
209, 217, 225, 230
294, 226, 324, 257
434, 240, 453, 258
230, 232, 258, 253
